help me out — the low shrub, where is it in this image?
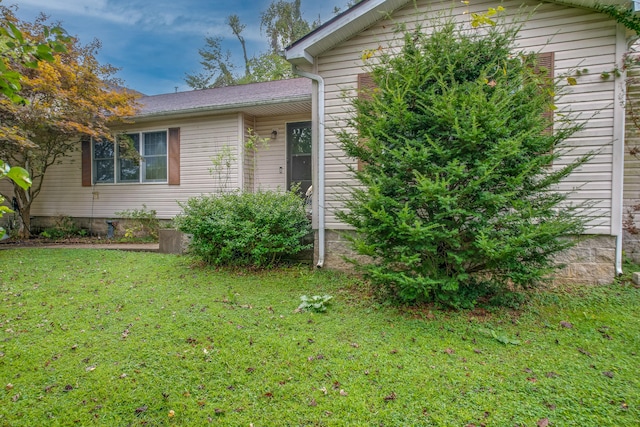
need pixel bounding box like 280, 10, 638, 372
115, 204, 159, 241
174, 190, 311, 267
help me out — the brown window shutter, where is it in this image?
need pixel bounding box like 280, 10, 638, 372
535, 52, 555, 127
357, 73, 377, 171
168, 127, 180, 185
358, 72, 376, 99
81, 137, 91, 187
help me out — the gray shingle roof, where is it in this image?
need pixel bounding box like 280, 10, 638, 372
137, 78, 312, 118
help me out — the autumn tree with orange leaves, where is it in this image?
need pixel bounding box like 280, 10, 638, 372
0, 6, 139, 238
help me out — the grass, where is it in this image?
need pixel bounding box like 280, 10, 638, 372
0, 249, 638, 426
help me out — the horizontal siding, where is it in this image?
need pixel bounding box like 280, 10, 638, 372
316, 0, 618, 233
30, 115, 241, 219
624, 63, 640, 228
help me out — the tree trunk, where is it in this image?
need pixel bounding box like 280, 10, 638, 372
13, 185, 32, 239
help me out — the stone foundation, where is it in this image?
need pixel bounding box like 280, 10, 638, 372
622, 229, 640, 264
317, 230, 616, 285
30, 216, 171, 238
553, 235, 616, 285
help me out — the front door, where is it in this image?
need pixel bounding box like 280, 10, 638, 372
287, 121, 312, 196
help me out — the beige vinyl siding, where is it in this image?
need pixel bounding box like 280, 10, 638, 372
624, 64, 640, 229
317, 0, 619, 234
252, 113, 311, 191
29, 114, 241, 219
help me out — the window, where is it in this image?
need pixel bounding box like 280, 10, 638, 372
92, 131, 168, 184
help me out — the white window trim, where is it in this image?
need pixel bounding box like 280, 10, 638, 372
92, 129, 169, 185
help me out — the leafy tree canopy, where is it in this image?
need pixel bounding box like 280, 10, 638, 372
0, 5, 139, 238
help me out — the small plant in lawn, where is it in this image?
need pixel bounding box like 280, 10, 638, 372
297, 294, 333, 313
174, 189, 311, 267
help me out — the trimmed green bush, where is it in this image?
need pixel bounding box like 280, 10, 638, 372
337, 13, 591, 308
174, 190, 311, 267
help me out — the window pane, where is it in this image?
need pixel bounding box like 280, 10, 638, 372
93, 140, 114, 159
144, 132, 167, 155
144, 156, 167, 181
118, 159, 140, 182
94, 159, 114, 183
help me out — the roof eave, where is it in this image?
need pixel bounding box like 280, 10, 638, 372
285, 0, 411, 65
132, 94, 312, 122
285, 0, 633, 65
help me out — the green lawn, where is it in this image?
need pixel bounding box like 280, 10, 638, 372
0, 249, 638, 426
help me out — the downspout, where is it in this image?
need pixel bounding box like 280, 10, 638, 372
613, 22, 627, 276
292, 64, 326, 268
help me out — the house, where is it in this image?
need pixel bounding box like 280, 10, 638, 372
17, 0, 638, 285
24, 78, 312, 234
283, 0, 635, 284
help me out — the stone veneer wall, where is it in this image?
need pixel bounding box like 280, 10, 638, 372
317, 230, 616, 285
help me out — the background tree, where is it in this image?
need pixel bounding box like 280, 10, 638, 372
337, 13, 591, 308
185, 0, 318, 88
0, 9, 138, 238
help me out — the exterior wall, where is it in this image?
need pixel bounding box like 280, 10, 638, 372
623, 64, 640, 261
316, 0, 620, 235
253, 113, 311, 191
29, 114, 241, 220
319, 230, 616, 286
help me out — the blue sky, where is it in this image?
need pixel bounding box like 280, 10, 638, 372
12, 0, 352, 95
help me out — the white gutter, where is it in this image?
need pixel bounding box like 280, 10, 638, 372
292, 65, 326, 268
613, 22, 627, 276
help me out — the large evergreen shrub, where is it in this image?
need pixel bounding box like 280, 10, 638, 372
337, 15, 591, 308
174, 190, 311, 267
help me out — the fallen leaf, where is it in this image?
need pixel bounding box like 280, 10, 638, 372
63, 384, 73, 392
350, 342, 359, 348
537, 418, 549, 427
384, 392, 397, 401
309, 398, 317, 407
11, 394, 20, 402
339, 389, 348, 396
445, 348, 455, 355
577, 348, 592, 357
545, 372, 559, 378
560, 321, 573, 329
85, 365, 96, 372
5, 383, 13, 390
135, 405, 148, 414
473, 349, 482, 354
168, 410, 175, 418
602, 371, 614, 378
